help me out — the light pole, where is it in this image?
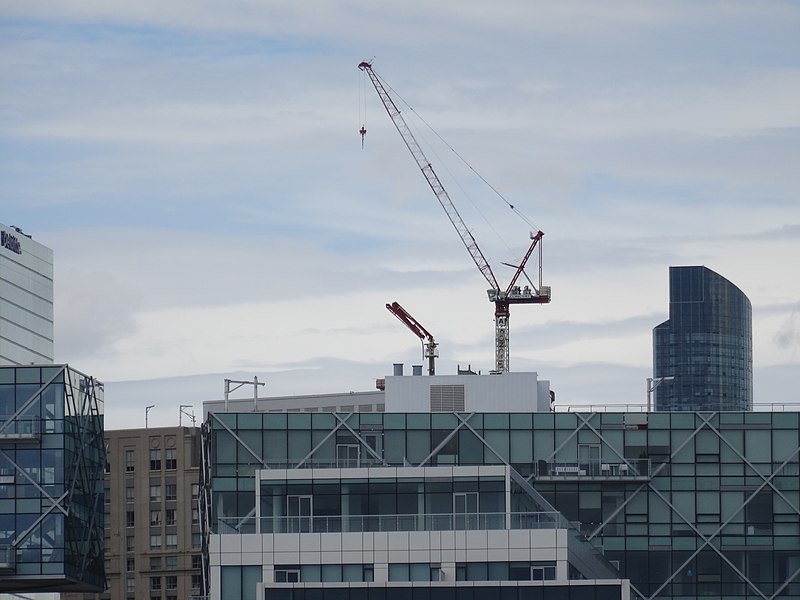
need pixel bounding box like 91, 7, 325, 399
145, 405, 155, 428
224, 377, 265, 411
647, 376, 675, 412
179, 404, 196, 427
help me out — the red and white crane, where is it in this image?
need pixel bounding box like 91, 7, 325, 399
359, 61, 551, 374
386, 301, 439, 376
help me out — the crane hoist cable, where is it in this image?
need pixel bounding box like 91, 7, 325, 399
367, 68, 539, 233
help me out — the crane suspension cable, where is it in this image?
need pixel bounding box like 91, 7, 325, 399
374, 71, 539, 232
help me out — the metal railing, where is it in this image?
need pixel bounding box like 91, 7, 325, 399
553, 402, 800, 413
535, 460, 650, 479
215, 511, 561, 535
0, 416, 41, 440
0, 546, 15, 572
256, 458, 387, 470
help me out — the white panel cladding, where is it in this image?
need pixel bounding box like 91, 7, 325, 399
210, 529, 570, 584
385, 371, 551, 413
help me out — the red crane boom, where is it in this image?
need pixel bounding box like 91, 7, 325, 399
360, 61, 550, 373
386, 301, 438, 375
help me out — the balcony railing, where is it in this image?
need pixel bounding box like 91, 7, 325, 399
534, 460, 651, 480
0, 416, 41, 441
216, 511, 563, 535
0, 546, 15, 572
252, 458, 388, 470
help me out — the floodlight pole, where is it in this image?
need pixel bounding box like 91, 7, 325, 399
179, 404, 196, 427
145, 405, 155, 428
224, 377, 266, 411
647, 376, 675, 412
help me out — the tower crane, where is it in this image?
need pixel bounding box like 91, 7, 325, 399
359, 61, 551, 374
386, 301, 439, 376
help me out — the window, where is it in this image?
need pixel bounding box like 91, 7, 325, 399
125, 450, 135, 472
150, 510, 161, 526
150, 557, 161, 570
166, 534, 177, 550
165, 448, 177, 470
165, 484, 177, 501
165, 509, 176, 526
126, 558, 135, 572
150, 576, 161, 591
165, 575, 177, 590
389, 563, 434, 582
126, 486, 135, 503
191, 574, 202, 589
104, 485, 111, 504
150, 449, 161, 471
126, 536, 135, 552
192, 532, 201, 549
191, 508, 199, 525
275, 567, 300, 583
191, 484, 199, 501
126, 576, 135, 592
165, 556, 178, 570
150, 534, 161, 550
191, 555, 202, 570
150, 485, 161, 502
126, 511, 135, 527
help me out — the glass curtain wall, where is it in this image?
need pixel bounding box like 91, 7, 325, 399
206, 410, 800, 599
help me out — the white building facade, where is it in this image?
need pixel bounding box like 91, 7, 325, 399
0, 224, 54, 366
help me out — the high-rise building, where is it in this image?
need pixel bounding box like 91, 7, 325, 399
64, 426, 203, 600
0, 364, 105, 594
653, 266, 752, 411
0, 224, 54, 366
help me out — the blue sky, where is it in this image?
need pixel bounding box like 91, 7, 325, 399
1, 1, 799, 428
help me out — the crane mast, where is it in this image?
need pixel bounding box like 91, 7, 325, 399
359, 61, 550, 374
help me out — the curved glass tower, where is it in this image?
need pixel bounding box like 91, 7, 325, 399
653, 266, 752, 411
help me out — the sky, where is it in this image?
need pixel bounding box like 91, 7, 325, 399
1, 1, 799, 429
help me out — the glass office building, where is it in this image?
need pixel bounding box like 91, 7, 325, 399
202, 409, 800, 600
0, 364, 106, 593
0, 223, 54, 366
653, 266, 752, 411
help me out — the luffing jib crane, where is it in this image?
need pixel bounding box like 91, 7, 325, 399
359, 61, 551, 374
386, 301, 439, 375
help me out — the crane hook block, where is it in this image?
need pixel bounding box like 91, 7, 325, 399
359, 126, 367, 148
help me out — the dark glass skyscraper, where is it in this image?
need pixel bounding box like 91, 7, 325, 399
653, 266, 752, 411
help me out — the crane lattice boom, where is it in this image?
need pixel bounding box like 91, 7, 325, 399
359, 61, 499, 291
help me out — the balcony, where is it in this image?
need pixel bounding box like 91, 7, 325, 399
0, 546, 15, 572
0, 416, 41, 441
534, 459, 651, 481
216, 511, 564, 535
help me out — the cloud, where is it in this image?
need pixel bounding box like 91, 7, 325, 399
2, 0, 799, 414
773, 303, 800, 355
